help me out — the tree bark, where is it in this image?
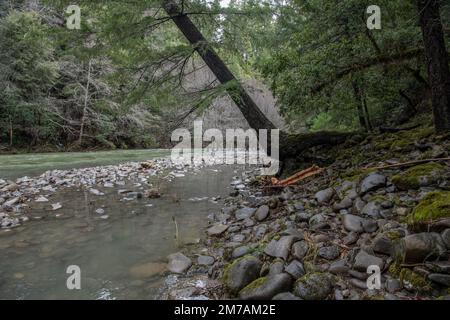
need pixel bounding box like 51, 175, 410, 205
417, 0, 450, 132
163, 1, 276, 131
352, 81, 368, 131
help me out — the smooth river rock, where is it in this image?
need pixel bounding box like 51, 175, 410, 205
167, 252, 192, 274
264, 236, 298, 260
224, 256, 262, 293
239, 273, 293, 300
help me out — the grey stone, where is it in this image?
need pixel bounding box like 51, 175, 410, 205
224, 256, 262, 293
207, 223, 228, 236
349, 278, 367, 290
361, 202, 382, 218
442, 229, 450, 249
353, 250, 384, 272
315, 188, 334, 204
318, 245, 340, 260
402, 232, 446, 264
268, 261, 285, 277
167, 252, 192, 274
333, 196, 353, 211
264, 236, 298, 260
239, 273, 293, 300
428, 273, 450, 287
285, 260, 305, 279
272, 292, 302, 300
309, 214, 327, 229
343, 232, 358, 245
255, 225, 267, 239
329, 259, 349, 274
296, 212, 312, 222
294, 273, 333, 300
353, 198, 366, 213
232, 246, 250, 259
425, 261, 450, 274
360, 173, 386, 194
255, 205, 270, 222
342, 214, 364, 233
371, 233, 394, 255
385, 278, 402, 293
291, 241, 309, 260
232, 234, 245, 243
362, 219, 378, 233
235, 207, 256, 221
197, 255, 215, 266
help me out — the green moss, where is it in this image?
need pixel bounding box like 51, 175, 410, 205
222, 255, 254, 284
386, 230, 402, 240
408, 191, 450, 225
399, 268, 430, 291
368, 195, 387, 203
389, 263, 431, 292
340, 168, 375, 182
239, 277, 267, 295
390, 139, 411, 150
391, 162, 446, 190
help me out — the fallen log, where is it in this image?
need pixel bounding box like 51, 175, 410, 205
365, 157, 450, 170
279, 131, 358, 160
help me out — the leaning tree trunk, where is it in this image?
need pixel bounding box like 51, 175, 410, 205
163, 1, 356, 167
417, 0, 450, 132
163, 1, 276, 131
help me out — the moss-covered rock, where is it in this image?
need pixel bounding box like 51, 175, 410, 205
388, 263, 432, 293
408, 191, 450, 228
222, 255, 262, 294
293, 272, 334, 300
391, 162, 447, 190
238, 273, 292, 300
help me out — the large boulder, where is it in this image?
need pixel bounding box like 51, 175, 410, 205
392, 163, 446, 190
223, 256, 262, 294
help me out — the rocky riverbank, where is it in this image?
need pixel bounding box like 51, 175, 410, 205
0, 157, 213, 230
160, 126, 450, 300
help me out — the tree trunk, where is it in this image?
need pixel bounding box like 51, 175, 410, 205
79, 59, 92, 145
9, 116, 13, 147
163, 1, 276, 131
352, 81, 368, 131
417, 0, 450, 132
163, 1, 357, 169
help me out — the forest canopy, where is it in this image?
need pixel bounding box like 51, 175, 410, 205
0, 0, 449, 151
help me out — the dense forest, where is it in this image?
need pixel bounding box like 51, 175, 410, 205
0, 0, 448, 152
2, 0, 450, 303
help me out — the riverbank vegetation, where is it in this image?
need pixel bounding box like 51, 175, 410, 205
0, 0, 449, 155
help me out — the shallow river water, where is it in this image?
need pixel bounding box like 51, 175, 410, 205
0, 150, 244, 299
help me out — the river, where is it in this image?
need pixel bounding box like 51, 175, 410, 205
0, 149, 244, 299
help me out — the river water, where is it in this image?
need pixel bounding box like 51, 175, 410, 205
0, 150, 243, 299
